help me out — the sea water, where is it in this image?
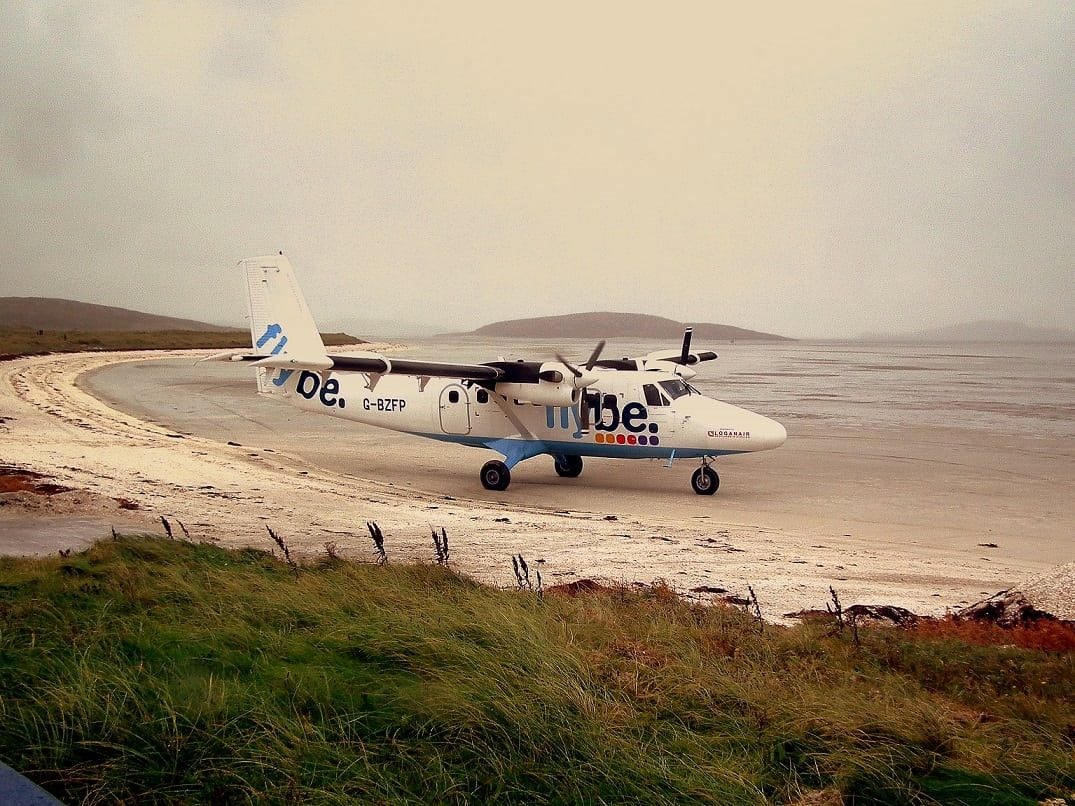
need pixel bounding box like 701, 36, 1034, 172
391, 338, 1075, 439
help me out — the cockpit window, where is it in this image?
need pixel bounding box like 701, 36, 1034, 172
659, 379, 694, 399
643, 384, 664, 406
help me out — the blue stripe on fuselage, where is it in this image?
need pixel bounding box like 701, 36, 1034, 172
411, 432, 745, 461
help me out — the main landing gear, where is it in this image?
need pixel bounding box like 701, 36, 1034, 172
481, 454, 718, 494
480, 460, 511, 491
691, 460, 720, 495
553, 455, 583, 478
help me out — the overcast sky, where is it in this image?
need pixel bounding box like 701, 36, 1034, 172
1, 2, 1071, 338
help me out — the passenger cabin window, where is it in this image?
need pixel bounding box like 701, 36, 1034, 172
643, 384, 664, 406
476, 389, 489, 404
448, 390, 460, 403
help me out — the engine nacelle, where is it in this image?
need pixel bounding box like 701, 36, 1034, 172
537, 362, 597, 389
643, 349, 717, 369
493, 381, 581, 407
646, 360, 697, 379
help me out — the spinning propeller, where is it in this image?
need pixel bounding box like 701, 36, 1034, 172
535, 340, 605, 391
556, 339, 605, 381
551, 340, 606, 432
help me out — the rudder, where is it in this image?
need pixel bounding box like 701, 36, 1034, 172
238, 254, 328, 393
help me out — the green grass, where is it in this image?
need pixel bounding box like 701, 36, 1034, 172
0, 328, 361, 357
0, 537, 1071, 804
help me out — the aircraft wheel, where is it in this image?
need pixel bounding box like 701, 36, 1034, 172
480, 460, 511, 491
553, 455, 584, 478
691, 466, 719, 495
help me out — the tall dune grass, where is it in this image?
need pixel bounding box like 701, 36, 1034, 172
0, 536, 1071, 804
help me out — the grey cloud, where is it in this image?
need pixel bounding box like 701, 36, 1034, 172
1, 2, 1071, 337
813, 2, 1074, 333
0, 5, 119, 177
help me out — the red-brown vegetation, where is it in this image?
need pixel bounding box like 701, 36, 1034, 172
0, 466, 71, 496
545, 578, 611, 596
907, 614, 1075, 653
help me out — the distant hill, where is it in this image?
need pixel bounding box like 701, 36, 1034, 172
323, 317, 447, 340
0, 298, 364, 356
0, 297, 239, 333
862, 320, 1075, 343
449, 312, 792, 341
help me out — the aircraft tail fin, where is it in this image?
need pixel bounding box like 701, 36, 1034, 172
238, 254, 329, 393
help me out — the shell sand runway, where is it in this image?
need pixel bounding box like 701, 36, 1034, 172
1, 350, 1071, 620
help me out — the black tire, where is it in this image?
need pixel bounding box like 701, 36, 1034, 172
553, 455, 584, 478
691, 466, 719, 495
480, 460, 511, 491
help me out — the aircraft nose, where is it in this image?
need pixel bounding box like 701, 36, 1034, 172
755, 417, 787, 450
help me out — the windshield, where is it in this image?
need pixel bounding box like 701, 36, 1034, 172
659, 379, 697, 399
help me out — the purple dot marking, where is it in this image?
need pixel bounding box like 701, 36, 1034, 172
650, 436, 660, 446
638, 435, 648, 446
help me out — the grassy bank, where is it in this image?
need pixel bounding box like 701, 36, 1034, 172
0, 537, 1071, 804
0, 328, 361, 358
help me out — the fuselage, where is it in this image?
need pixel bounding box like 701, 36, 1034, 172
261, 365, 787, 461
227, 253, 786, 492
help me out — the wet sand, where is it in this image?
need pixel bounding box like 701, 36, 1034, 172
2, 350, 1072, 620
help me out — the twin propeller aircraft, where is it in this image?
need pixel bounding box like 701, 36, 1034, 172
204, 255, 786, 494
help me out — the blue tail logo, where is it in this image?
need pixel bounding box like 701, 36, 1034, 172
256, 323, 294, 387
256, 323, 282, 348
257, 323, 288, 355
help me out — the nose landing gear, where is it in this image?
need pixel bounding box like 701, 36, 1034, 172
691, 459, 719, 495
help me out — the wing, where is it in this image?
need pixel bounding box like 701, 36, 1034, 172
201, 349, 504, 381
642, 348, 719, 366
202, 349, 590, 406
594, 350, 718, 371
328, 355, 502, 380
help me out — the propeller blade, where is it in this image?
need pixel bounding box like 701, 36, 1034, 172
584, 340, 606, 371
554, 340, 604, 385
555, 353, 583, 378
679, 327, 694, 365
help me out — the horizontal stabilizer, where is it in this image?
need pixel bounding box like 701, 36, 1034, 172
198, 350, 332, 370
251, 354, 334, 371
197, 350, 259, 364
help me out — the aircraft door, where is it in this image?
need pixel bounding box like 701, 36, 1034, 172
439, 384, 472, 435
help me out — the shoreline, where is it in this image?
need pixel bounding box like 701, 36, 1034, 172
1, 349, 1071, 622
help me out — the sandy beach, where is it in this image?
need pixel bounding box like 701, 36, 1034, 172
1, 349, 1072, 621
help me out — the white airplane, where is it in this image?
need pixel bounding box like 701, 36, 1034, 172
204, 254, 787, 494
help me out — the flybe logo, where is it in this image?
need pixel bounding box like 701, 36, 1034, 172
257, 323, 288, 354
255, 324, 349, 409
256, 323, 296, 388
546, 397, 661, 446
